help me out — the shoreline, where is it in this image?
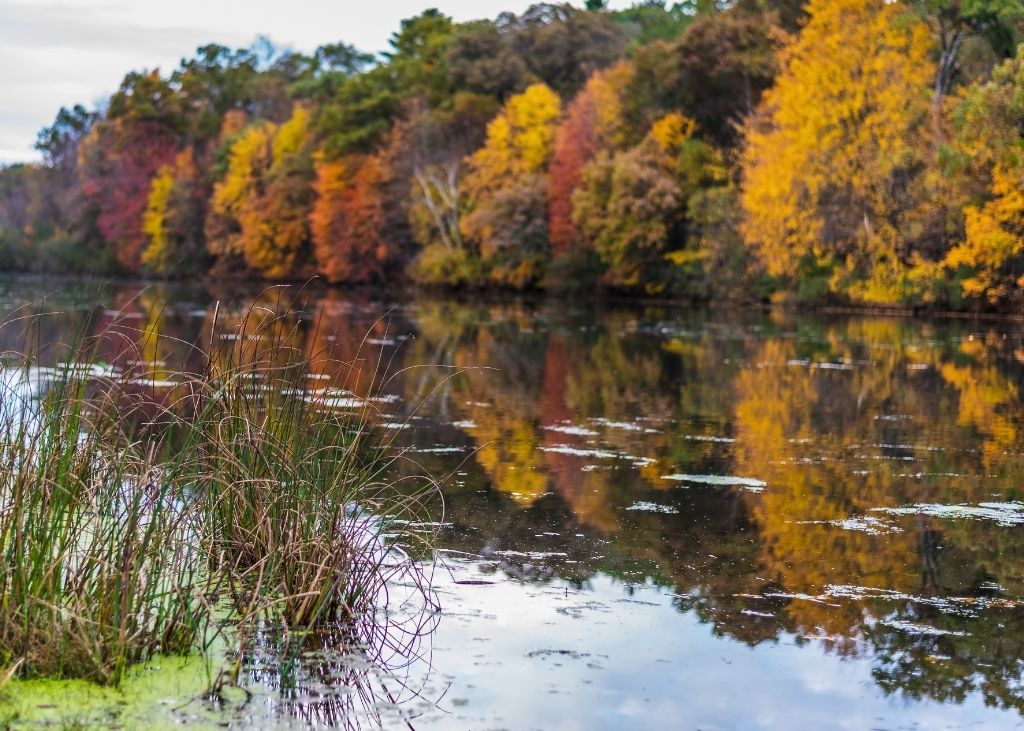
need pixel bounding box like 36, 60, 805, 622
1, 269, 1019, 324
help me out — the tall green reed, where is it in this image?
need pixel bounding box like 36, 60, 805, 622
0, 328, 207, 684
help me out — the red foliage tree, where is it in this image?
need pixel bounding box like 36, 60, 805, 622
547, 62, 631, 256
548, 91, 600, 256
79, 120, 178, 271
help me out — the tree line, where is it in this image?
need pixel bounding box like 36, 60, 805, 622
2, 0, 1024, 310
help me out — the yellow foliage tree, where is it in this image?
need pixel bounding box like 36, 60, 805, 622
462, 84, 560, 213
587, 60, 633, 150
947, 167, 1024, 303
649, 113, 697, 153
141, 148, 201, 274
141, 168, 174, 272
460, 83, 561, 279
206, 122, 274, 260
206, 106, 313, 279
272, 105, 310, 162
741, 0, 935, 302
468, 83, 561, 187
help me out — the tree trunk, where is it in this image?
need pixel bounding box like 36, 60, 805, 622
932, 25, 964, 146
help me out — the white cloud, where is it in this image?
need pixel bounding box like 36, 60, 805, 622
0, 0, 631, 163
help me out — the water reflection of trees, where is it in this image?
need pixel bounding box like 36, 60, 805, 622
402, 302, 1024, 713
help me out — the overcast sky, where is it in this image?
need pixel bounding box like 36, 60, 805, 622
0, 0, 633, 164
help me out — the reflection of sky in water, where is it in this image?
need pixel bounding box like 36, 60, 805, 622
3, 277, 1024, 728
418, 565, 1011, 730
0, 366, 64, 448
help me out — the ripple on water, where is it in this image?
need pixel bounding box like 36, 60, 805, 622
879, 619, 969, 637
795, 516, 902, 535
625, 502, 680, 515
870, 501, 1024, 527
542, 423, 600, 436
824, 584, 1024, 616
539, 444, 654, 466
661, 473, 767, 492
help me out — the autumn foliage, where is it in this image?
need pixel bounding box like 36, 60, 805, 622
548, 62, 631, 256
206, 106, 314, 279
78, 120, 179, 271
311, 154, 393, 283
3, 1, 1024, 309
141, 148, 205, 274
742, 0, 937, 303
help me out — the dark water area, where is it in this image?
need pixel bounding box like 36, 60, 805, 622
3, 276, 1024, 729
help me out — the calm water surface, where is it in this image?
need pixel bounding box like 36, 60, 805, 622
3, 277, 1024, 730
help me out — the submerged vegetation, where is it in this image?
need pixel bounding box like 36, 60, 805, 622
4, 1, 1024, 309
0, 293, 438, 688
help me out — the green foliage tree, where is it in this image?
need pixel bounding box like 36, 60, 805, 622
941, 47, 1024, 305
609, 2, 693, 46
385, 9, 456, 105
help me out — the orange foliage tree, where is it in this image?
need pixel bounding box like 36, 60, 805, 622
310, 153, 393, 283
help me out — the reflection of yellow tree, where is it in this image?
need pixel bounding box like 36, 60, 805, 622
939, 336, 1019, 471
411, 303, 552, 507
447, 314, 551, 506
731, 316, 1024, 651
135, 289, 178, 386
930, 332, 1024, 596
404, 303, 672, 520
733, 335, 924, 647
88, 286, 197, 379
367, 297, 1024, 694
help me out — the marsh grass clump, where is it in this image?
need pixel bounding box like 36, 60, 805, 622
0, 347, 207, 684
180, 299, 437, 631
0, 293, 439, 689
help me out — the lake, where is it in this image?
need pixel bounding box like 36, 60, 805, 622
2, 276, 1024, 730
